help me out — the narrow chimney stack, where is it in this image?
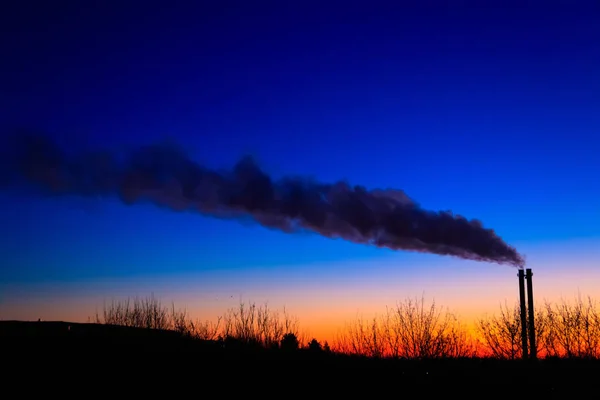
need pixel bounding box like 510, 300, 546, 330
526, 268, 537, 360
518, 269, 528, 360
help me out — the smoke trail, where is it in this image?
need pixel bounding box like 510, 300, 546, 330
3, 133, 525, 267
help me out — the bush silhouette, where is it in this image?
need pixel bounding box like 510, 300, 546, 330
477, 296, 600, 359
91, 293, 600, 360
308, 338, 322, 351
280, 332, 299, 351
335, 296, 475, 359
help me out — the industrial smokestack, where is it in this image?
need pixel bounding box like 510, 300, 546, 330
518, 269, 528, 360
526, 268, 537, 360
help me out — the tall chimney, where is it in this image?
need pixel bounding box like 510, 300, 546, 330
526, 268, 537, 360
518, 269, 528, 360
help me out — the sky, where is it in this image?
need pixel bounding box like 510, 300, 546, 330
1, 1, 599, 342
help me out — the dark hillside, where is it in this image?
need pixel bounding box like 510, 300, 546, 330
2, 320, 599, 397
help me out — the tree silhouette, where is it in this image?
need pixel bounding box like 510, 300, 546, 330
336, 296, 474, 358
308, 338, 322, 352
543, 296, 600, 358
477, 301, 552, 359
92, 293, 600, 360
477, 302, 523, 359
281, 332, 299, 351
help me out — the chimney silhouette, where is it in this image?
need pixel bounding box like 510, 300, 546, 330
526, 268, 537, 360
518, 269, 528, 360
517, 268, 537, 360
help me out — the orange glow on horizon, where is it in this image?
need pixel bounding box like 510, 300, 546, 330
3, 238, 600, 357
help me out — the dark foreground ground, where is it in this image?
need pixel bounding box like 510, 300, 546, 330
2, 321, 600, 397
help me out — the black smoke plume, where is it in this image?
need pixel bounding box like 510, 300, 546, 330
2, 133, 525, 267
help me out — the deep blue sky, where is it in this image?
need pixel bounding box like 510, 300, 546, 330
1, 0, 599, 290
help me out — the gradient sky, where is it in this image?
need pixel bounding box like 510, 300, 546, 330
1, 1, 599, 342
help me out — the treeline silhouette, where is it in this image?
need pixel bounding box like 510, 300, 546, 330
89, 293, 600, 360
4, 294, 600, 396
478, 296, 600, 359
92, 295, 315, 352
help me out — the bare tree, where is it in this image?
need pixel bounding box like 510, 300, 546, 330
335, 296, 474, 359
387, 296, 474, 359
336, 316, 385, 358
170, 304, 192, 335
544, 295, 600, 358
96, 294, 170, 330
222, 300, 304, 348
169, 304, 222, 340
192, 317, 223, 341
93, 295, 305, 348
477, 300, 565, 359
477, 302, 522, 359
